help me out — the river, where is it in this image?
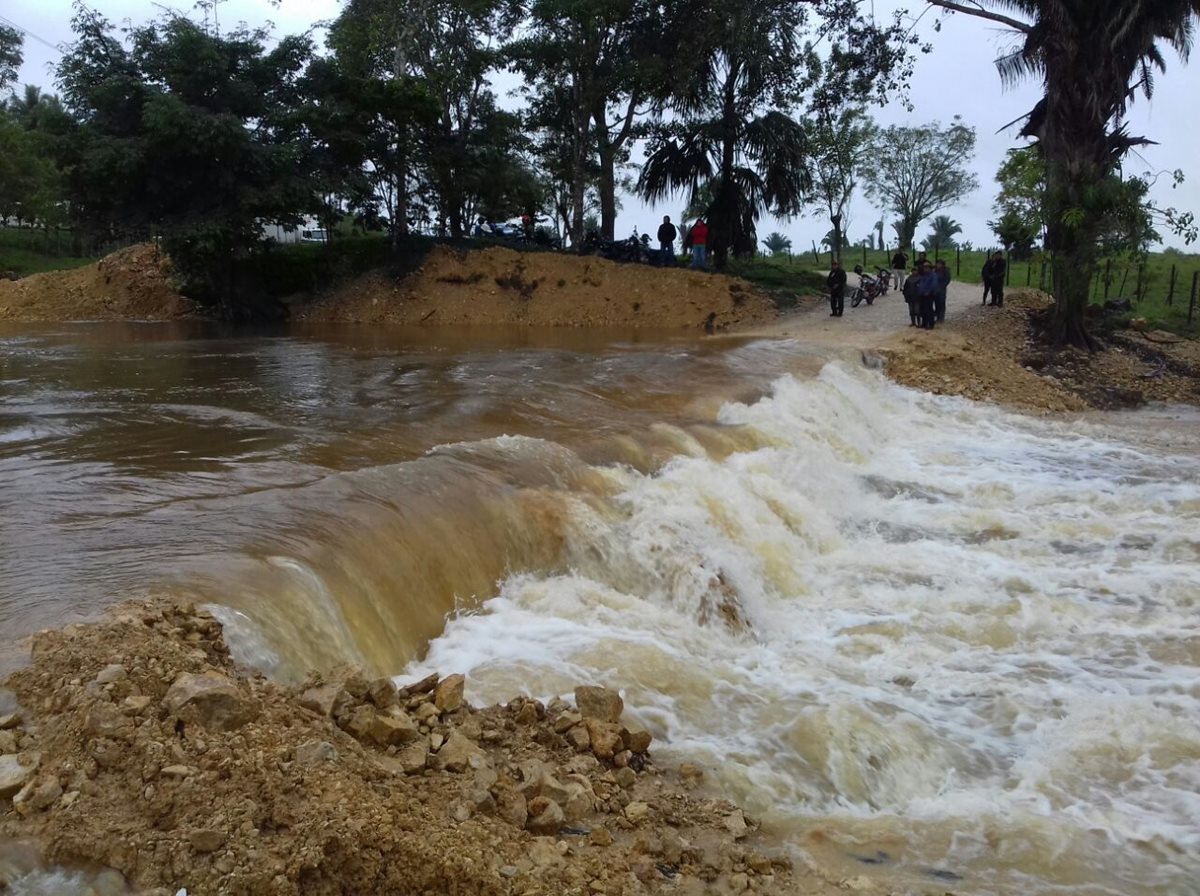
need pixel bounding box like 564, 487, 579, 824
1, 321, 1197, 896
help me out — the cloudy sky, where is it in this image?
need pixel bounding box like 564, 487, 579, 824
5, 0, 1198, 251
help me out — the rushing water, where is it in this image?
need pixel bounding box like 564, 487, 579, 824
1, 321, 1198, 896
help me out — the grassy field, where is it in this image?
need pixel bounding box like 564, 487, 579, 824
0, 227, 98, 276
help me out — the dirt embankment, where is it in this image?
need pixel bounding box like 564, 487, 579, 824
0, 245, 194, 322
0, 601, 864, 896
295, 246, 779, 332
879, 290, 1200, 412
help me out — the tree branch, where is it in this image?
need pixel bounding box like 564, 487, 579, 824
927, 0, 1032, 34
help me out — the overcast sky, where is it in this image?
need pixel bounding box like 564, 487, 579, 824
5, 0, 1199, 252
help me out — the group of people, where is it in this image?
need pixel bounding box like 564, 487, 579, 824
825, 248, 1010, 329
657, 215, 709, 269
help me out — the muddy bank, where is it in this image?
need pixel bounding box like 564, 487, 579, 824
0, 246, 193, 322
879, 290, 1200, 411
0, 601, 873, 896
295, 245, 779, 332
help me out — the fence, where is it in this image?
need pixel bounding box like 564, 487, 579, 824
812, 241, 1199, 327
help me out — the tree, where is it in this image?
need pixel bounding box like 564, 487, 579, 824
807, 107, 875, 261
0, 24, 21, 93
928, 0, 1200, 348
922, 214, 963, 250
762, 231, 791, 255
57, 9, 317, 312
639, 0, 911, 271
990, 209, 1039, 258
863, 118, 978, 251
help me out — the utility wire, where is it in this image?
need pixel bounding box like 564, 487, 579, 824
0, 14, 65, 56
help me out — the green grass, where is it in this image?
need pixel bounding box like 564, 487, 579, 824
0, 227, 98, 276
726, 256, 829, 309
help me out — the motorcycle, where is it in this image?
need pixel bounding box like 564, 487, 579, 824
849, 265, 885, 307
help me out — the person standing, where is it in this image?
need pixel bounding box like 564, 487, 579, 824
917, 261, 938, 329
891, 249, 909, 290
982, 251, 1007, 306
902, 265, 920, 326
657, 215, 678, 266
934, 259, 951, 322
688, 218, 709, 269
827, 258, 847, 317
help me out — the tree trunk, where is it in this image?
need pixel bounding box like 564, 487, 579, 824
569, 77, 590, 248
711, 64, 740, 272
598, 148, 617, 241
830, 212, 843, 261
394, 133, 408, 243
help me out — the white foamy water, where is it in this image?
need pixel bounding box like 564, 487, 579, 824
401, 363, 1200, 896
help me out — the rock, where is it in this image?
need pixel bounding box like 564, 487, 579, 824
399, 672, 439, 697
729, 872, 750, 891
495, 785, 528, 829
499, 865, 519, 879
367, 710, 421, 747
341, 705, 377, 742
584, 719, 623, 760
574, 685, 623, 723
165, 672, 258, 731
526, 796, 565, 835
0, 731, 16, 754
614, 767, 637, 790
297, 684, 343, 718
160, 765, 197, 778
434, 731, 485, 773
464, 786, 496, 816
397, 741, 429, 775
13, 777, 62, 816
94, 664, 128, 685
0, 713, 20, 730
613, 750, 632, 768
329, 666, 370, 700
429, 732, 445, 752
621, 722, 652, 754
294, 740, 337, 766
553, 711, 582, 733
562, 724, 590, 753
590, 826, 613, 847
414, 702, 439, 725
679, 762, 704, 783
434, 674, 465, 713
624, 801, 650, 823
514, 701, 539, 725
724, 810, 748, 840
122, 695, 153, 714
367, 677, 398, 709
189, 829, 227, 853
0, 754, 35, 798
561, 783, 592, 823
84, 703, 130, 738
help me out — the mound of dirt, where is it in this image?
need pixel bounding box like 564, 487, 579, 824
0, 600, 860, 896
296, 246, 779, 332
0, 245, 193, 322
880, 290, 1200, 411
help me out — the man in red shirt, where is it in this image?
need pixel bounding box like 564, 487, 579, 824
687, 218, 709, 269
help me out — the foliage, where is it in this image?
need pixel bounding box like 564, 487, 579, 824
929, 0, 1200, 348
863, 118, 978, 251
761, 231, 791, 255
806, 107, 875, 261
639, 0, 912, 271
922, 214, 963, 251
0, 24, 21, 93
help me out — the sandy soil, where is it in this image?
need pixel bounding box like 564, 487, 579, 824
295, 245, 779, 332
0, 245, 193, 322
0, 601, 868, 896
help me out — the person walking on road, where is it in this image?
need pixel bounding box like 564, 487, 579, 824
902, 265, 920, 326
827, 259, 847, 317
657, 216, 678, 266
934, 259, 951, 323
917, 261, 938, 329
981, 251, 1007, 306
891, 249, 909, 291
687, 218, 709, 269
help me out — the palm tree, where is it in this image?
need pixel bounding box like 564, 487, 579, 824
922, 214, 963, 250
929, 0, 1200, 348
762, 231, 791, 255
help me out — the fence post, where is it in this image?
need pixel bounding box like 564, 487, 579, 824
956, 247, 961, 275
811, 241, 819, 264
1189, 271, 1199, 326
1026, 262, 1031, 286
1135, 264, 1144, 304
862, 244, 867, 267
1118, 267, 1129, 298
1103, 260, 1112, 301
1040, 261, 1047, 291
1005, 251, 1011, 285
1167, 264, 1177, 306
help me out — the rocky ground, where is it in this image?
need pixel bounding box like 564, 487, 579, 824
294, 245, 778, 332
878, 290, 1200, 412
0, 601, 872, 896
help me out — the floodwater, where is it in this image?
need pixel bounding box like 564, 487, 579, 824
1, 320, 1197, 896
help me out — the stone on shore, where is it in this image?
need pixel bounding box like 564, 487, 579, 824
574, 685, 623, 723
165, 672, 259, 731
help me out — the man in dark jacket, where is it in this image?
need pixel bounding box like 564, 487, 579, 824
891, 250, 908, 290
902, 266, 920, 326
981, 251, 1007, 306
827, 259, 847, 317
657, 216, 678, 266
916, 261, 938, 329
934, 259, 951, 322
